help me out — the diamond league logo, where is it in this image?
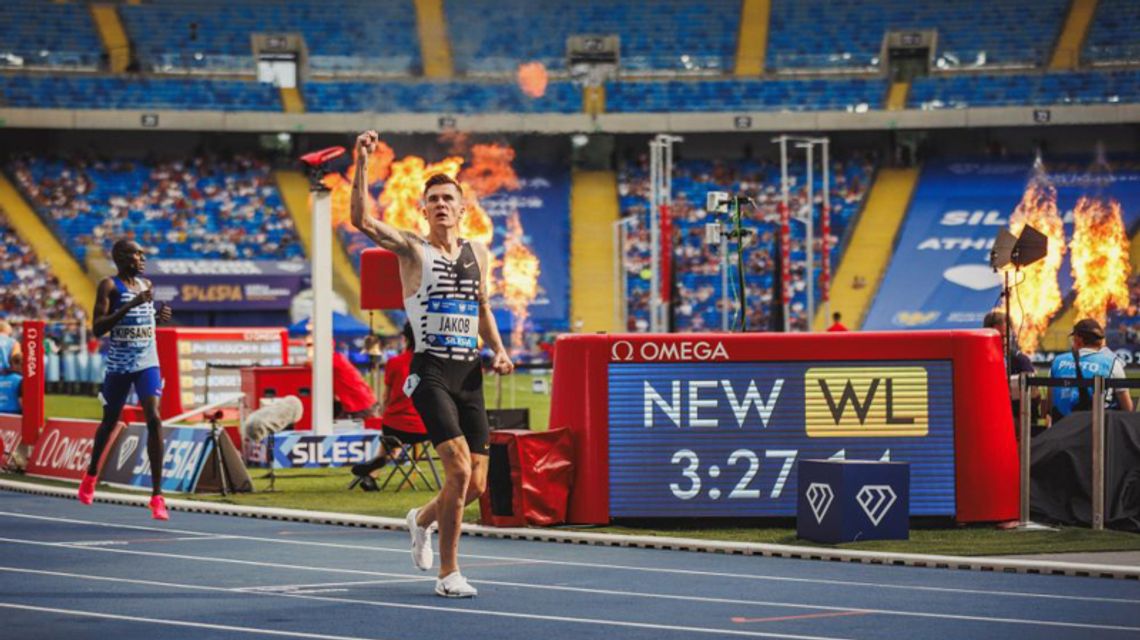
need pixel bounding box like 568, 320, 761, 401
117, 435, 139, 471
805, 482, 834, 524
856, 485, 898, 526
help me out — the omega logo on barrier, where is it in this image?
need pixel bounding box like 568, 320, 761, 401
610, 340, 729, 362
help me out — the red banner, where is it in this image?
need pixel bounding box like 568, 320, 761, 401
779, 201, 791, 304
21, 320, 44, 447
659, 204, 672, 304
820, 202, 831, 303
26, 419, 121, 483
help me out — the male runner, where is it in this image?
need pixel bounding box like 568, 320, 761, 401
351, 130, 514, 598
78, 239, 173, 519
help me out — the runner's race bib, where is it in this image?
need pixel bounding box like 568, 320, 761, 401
425, 298, 479, 349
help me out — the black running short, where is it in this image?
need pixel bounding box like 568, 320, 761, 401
406, 353, 490, 455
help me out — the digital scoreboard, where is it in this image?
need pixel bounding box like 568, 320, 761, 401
608, 360, 954, 517
156, 327, 289, 418
552, 331, 1018, 524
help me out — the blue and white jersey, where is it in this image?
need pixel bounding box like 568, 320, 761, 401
104, 277, 159, 374
1050, 348, 1125, 416
0, 372, 20, 413
403, 240, 481, 363
0, 335, 14, 371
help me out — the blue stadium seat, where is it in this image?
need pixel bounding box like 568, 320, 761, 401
0, 1, 102, 70
1084, 0, 1140, 65
768, 0, 1067, 70
119, 0, 420, 74
605, 78, 885, 112
445, 0, 740, 74
0, 75, 280, 111
303, 80, 581, 113
910, 70, 1140, 109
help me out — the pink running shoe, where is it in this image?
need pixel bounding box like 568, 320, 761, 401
77, 474, 96, 505
149, 495, 169, 521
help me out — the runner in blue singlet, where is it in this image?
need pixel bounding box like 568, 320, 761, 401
77, 239, 174, 519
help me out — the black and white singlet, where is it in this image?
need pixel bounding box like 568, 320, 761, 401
403, 239, 482, 363
401, 239, 491, 452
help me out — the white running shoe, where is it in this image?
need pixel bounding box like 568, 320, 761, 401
435, 571, 477, 598
407, 508, 434, 571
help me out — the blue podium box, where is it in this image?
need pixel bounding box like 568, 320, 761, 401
796, 460, 910, 544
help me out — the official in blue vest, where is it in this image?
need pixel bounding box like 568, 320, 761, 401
0, 351, 21, 414
1045, 318, 1132, 421
0, 319, 22, 374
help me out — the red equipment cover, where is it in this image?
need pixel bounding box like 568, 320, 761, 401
359, 248, 405, 310
479, 428, 575, 527
0, 414, 20, 466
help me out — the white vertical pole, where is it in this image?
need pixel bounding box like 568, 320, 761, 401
1092, 376, 1105, 530
614, 220, 622, 332
311, 189, 334, 435
821, 139, 832, 327
720, 230, 729, 331
804, 143, 815, 331
1018, 373, 1031, 523
649, 139, 661, 333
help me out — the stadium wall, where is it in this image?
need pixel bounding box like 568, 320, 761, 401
4, 104, 1140, 133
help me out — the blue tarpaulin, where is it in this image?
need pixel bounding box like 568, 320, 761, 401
288, 312, 371, 338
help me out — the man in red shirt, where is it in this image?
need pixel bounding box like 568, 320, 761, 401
333, 347, 381, 419
826, 312, 848, 332
350, 323, 428, 489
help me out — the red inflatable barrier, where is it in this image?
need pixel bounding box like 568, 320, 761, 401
479, 428, 575, 527
551, 331, 1018, 524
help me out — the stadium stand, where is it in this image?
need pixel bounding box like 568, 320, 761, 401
605, 78, 885, 112
910, 69, 1140, 109
0, 75, 280, 111
0, 0, 103, 70
445, 0, 741, 74
0, 209, 85, 325
619, 155, 875, 332
1083, 0, 1140, 66
863, 157, 1140, 340
303, 80, 581, 113
767, 0, 1069, 71
118, 0, 420, 74
7, 154, 304, 264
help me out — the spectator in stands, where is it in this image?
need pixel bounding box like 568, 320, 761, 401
0, 320, 21, 374
826, 312, 848, 332
349, 323, 428, 490
0, 351, 22, 414
1044, 319, 1133, 422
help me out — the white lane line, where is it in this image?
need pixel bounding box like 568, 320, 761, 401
0, 601, 386, 640
0, 510, 1134, 605
67, 535, 235, 547
0, 566, 849, 640
2, 540, 1138, 633
235, 578, 431, 592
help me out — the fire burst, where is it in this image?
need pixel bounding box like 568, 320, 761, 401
1070, 196, 1131, 325
1007, 159, 1065, 354
326, 137, 541, 349
498, 211, 541, 354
